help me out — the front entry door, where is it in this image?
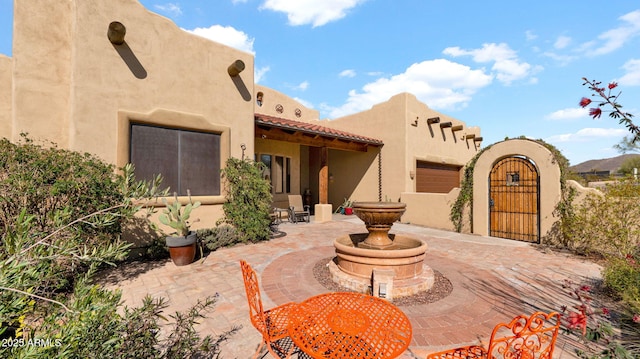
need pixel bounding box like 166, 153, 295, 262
489, 156, 539, 242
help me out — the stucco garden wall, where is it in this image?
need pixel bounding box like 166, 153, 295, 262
472, 139, 562, 240
0, 55, 11, 139
401, 190, 462, 231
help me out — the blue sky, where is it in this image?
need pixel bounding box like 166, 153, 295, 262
1, 1, 639, 166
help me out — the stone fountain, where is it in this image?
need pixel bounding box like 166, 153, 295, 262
330, 202, 433, 299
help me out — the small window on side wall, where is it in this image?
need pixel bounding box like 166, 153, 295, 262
256, 92, 264, 107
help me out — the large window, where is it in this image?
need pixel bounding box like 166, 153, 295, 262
260, 154, 291, 194
130, 124, 221, 196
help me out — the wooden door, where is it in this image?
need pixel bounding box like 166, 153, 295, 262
489, 157, 539, 242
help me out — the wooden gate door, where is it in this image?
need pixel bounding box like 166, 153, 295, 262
489, 156, 539, 242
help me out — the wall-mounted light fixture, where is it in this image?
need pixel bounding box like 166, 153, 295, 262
409, 170, 415, 179
427, 117, 440, 124
107, 21, 126, 45
411, 118, 418, 127
227, 59, 245, 77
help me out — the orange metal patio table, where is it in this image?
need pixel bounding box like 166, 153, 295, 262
288, 292, 412, 358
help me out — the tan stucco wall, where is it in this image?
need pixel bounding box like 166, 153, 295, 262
255, 84, 319, 121
319, 93, 481, 219
472, 139, 562, 240
255, 137, 302, 208
12, 1, 73, 145
0, 55, 11, 139
567, 180, 603, 204
12, 0, 255, 163
8, 0, 256, 230
401, 190, 462, 231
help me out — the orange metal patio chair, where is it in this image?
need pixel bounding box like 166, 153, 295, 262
287, 195, 310, 223
240, 260, 299, 359
426, 311, 561, 359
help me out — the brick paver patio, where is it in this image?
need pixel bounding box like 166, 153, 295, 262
100, 215, 600, 358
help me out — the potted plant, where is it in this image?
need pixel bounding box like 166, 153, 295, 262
344, 200, 354, 215
159, 192, 201, 266
338, 198, 353, 215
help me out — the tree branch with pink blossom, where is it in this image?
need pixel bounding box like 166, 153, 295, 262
580, 78, 639, 143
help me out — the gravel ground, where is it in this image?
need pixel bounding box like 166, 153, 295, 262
312, 257, 453, 306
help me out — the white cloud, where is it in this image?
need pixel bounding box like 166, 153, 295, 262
554, 35, 571, 49
295, 81, 309, 91
585, 10, 640, 56
546, 107, 588, 121
327, 59, 493, 118
293, 97, 314, 109
525, 30, 537, 41
154, 3, 182, 17
339, 69, 357, 78
542, 51, 577, 66
255, 66, 270, 83
443, 43, 539, 85
545, 128, 628, 143
184, 25, 255, 54
260, 0, 367, 27
618, 59, 640, 86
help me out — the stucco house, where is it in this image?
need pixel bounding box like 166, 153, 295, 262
3, 0, 578, 244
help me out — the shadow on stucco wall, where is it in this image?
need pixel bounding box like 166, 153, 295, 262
231, 75, 252, 102
112, 42, 147, 79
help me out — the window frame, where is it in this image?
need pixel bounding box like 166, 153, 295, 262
117, 109, 230, 205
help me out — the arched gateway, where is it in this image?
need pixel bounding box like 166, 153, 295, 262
489, 156, 539, 242
473, 139, 561, 243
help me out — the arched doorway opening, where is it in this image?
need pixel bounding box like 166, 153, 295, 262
489, 156, 540, 242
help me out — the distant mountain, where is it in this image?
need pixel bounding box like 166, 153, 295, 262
570, 154, 640, 174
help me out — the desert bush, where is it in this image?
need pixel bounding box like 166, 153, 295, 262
560, 178, 640, 257
603, 248, 640, 314
0, 135, 124, 241
618, 156, 640, 177
197, 225, 243, 251
219, 157, 272, 242
3, 281, 237, 358
1, 138, 237, 358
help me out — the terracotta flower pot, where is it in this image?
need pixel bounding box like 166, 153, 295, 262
166, 232, 197, 266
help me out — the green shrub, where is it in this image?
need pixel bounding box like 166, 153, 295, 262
603, 251, 640, 313
3, 281, 238, 358
0, 137, 237, 358
219, 157, 272, 242
561, 178, 640, 257
197, 225, 243, 251
0, 136, 123, 241
0, 136, 164, 303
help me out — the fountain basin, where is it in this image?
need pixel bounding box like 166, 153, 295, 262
334, 233, 427, 280
352, 202, 406, 248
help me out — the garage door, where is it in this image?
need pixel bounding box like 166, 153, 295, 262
416, 161, 461, 193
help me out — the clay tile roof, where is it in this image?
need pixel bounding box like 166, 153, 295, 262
255, 113, 384, 146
